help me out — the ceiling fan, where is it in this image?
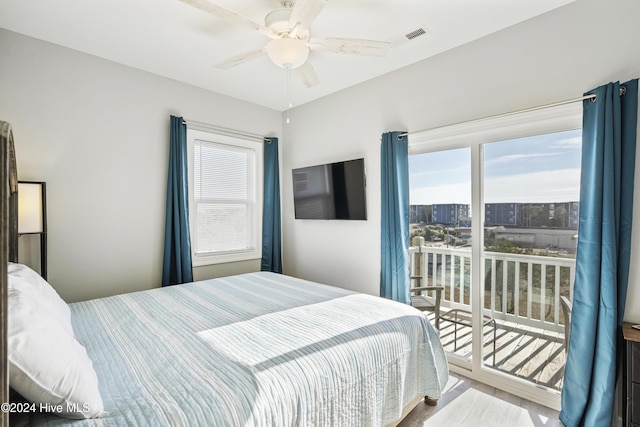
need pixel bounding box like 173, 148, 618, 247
179, 0, 391, 87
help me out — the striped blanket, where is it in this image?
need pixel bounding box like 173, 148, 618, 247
28, 272, 448, 426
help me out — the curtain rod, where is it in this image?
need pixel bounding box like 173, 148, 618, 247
398, 87, 626, 140
182, 119, 272, 143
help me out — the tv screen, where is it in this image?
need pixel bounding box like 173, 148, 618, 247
292, 158, 367, 220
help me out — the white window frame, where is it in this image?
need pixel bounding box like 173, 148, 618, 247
408, 101, 583, 411
187, 128, 263, 266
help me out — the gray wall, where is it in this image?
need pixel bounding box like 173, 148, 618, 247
281, 0, 640, 322
0, 29, 282, 302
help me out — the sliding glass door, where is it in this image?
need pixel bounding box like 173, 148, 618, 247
407, 102, 583, 409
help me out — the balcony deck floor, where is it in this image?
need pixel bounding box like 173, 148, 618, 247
426, 309, 567, 391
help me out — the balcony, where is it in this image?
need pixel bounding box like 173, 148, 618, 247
409, 243, 574, 392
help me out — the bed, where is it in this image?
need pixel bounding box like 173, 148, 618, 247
0, 120, 448, 426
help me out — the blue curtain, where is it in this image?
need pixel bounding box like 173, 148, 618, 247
162, 115, 193, 286
261, 137, 282, 273
560, 79, 638, 427
380, 131, 410, 304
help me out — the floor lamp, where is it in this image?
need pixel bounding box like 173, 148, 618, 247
17, 181, 47, 280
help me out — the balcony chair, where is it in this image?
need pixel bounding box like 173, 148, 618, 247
410, 278, 444, 330
560, 296, 572, 354
409, 236, 444, 330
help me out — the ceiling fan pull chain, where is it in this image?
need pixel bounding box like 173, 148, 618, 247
286, 65, 292, 124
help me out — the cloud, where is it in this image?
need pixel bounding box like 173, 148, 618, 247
410, 182, 471, 205
485, 152, 556, 166
410, 166, 470, 186
410, 168, 580, 206
409, 129, 582, 206
553, 135, 582, 149
484, 168, 580, 203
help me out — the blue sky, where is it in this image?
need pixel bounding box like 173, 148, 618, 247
409, 129, 582, 205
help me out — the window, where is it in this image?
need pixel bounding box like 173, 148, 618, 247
187, 128, 263, 265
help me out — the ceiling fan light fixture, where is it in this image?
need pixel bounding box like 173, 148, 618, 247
266, 38, 309, 69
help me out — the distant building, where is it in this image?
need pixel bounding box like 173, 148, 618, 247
431, 204, 470, 225
490, 227, 578, 252
409, 205, 431, 224
411, 201, 579, 229
521, 202, 579, 229
458, 215, 472, 228
567, 201, 580, 228
485, 203, 520, 226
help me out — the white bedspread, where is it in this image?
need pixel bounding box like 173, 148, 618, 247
30, 272, 448, 426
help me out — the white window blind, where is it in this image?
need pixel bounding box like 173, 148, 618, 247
193, 139, 257, 257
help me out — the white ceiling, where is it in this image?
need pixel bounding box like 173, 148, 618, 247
0, 0, 575, 111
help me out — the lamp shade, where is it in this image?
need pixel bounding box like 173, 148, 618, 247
266, 38, 309, 69
18, 182, 44, 234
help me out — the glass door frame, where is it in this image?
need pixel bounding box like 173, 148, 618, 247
408, 102, 583, 411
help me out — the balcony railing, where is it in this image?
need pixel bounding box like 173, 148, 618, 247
409, 244, 575, 334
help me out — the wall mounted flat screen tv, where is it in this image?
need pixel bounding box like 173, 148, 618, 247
292, 158, 367, 220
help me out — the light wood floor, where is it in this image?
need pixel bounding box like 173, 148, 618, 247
397, 373, 561, 427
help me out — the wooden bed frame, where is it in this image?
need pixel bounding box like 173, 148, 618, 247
1, 120, 18, 427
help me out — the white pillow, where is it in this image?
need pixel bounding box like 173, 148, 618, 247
8, 288, 107, 419
8, 262, 73, 336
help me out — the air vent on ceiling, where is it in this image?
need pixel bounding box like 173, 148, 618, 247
389, 24, 431, 48
390, 25, 431, 47
405, 27, 428, 40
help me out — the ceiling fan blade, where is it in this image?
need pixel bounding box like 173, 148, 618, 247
179, 0, 274, 38
296, 61, 320, 88
288, 0, 327, 34
215, 47, 266, 69
308, 37, 391, 57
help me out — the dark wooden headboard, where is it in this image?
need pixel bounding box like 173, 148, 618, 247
1, 120, 18, 426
